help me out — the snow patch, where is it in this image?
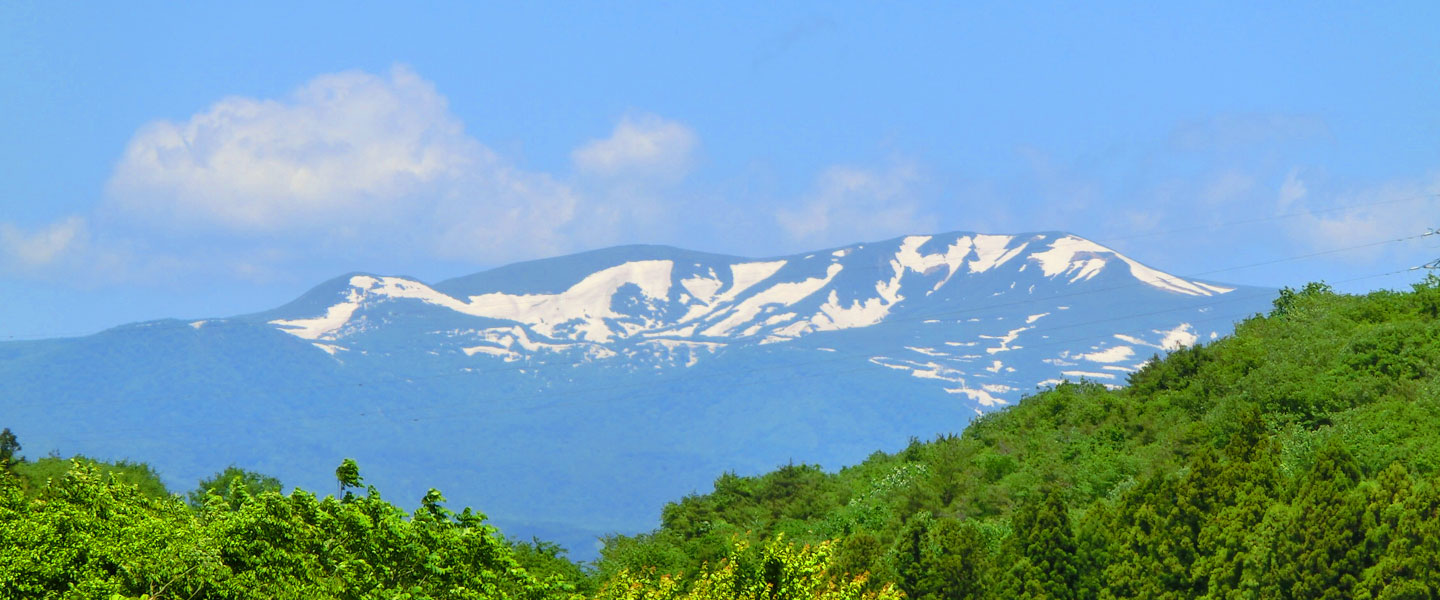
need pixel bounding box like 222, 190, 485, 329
1158, 323, 1198, 350
312, 342, 346, 355
270, 284, 365, 340
944, 386, 1008, 406
1195, 282, 1237, 294
703, 263, 841, 337
906, 346, 946, 357
967, 235, 1026, 273
680, 273, 723, 305
721, 261, 787, 303
1031, 235, 1227, 296
463, 345, 519, 360
980, 326, 1030, 354
461, 261, 674, 342
1079, 345, 1135, 363
1061, 370, 1117, 380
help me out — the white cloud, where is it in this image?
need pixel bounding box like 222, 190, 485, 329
0, 216, 88, 270
109, 65, 476, 231
106, 65, 582, 263
1278, 171, 1440, 260
572, 114, 697, 181
776, 163, 935, 243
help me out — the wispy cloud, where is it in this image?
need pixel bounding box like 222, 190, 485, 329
1278, 170, 1440, 262
775, 162, 935, 244
572, 114, 698, 182
0, 216, 89, 272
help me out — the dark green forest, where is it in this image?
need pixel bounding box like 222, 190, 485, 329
3, 277, 1440, 599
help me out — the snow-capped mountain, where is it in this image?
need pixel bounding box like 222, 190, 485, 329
0, 231, 1273, 558
251, 232, 1249, 411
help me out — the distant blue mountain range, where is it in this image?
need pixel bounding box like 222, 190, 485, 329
0, 231, 1275, 559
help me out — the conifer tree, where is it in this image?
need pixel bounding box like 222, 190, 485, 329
1356, 465, 1440, 598
1279, 440, 1368, 599
920, 517, 989, 600
1193, 412, 1283, 599
1001, 489, 1078, 600
1073, 501, 1114, 599
1103, 475, 1191, 599
884, 512, 934, 598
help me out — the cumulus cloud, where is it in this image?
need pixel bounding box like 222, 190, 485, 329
0, 216, 89, 272
106, 65, 583, 263
110, 65, 475, 231
572, 114, 697, 182
776, 163, 935, 244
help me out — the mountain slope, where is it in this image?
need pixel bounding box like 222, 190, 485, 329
0, 230, 1273, 558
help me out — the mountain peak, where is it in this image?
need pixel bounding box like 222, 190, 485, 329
255, 231, 1252, 376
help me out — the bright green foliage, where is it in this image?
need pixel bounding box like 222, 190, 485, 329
0, 461, 225, 598
0, 427, 19, 471
13, 455, 170, 499
513, 537, 600, 597
186, 465, 281, 508
594, 277, 1440, 596
592, 537, 901, 600
335, 457, 362, 493
0, 459, 574, 599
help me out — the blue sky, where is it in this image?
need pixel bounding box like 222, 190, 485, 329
2, 2, 1438, 339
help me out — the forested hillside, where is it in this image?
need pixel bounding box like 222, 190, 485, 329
2, 277, 1438, 598
594, 277, 1440, 598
